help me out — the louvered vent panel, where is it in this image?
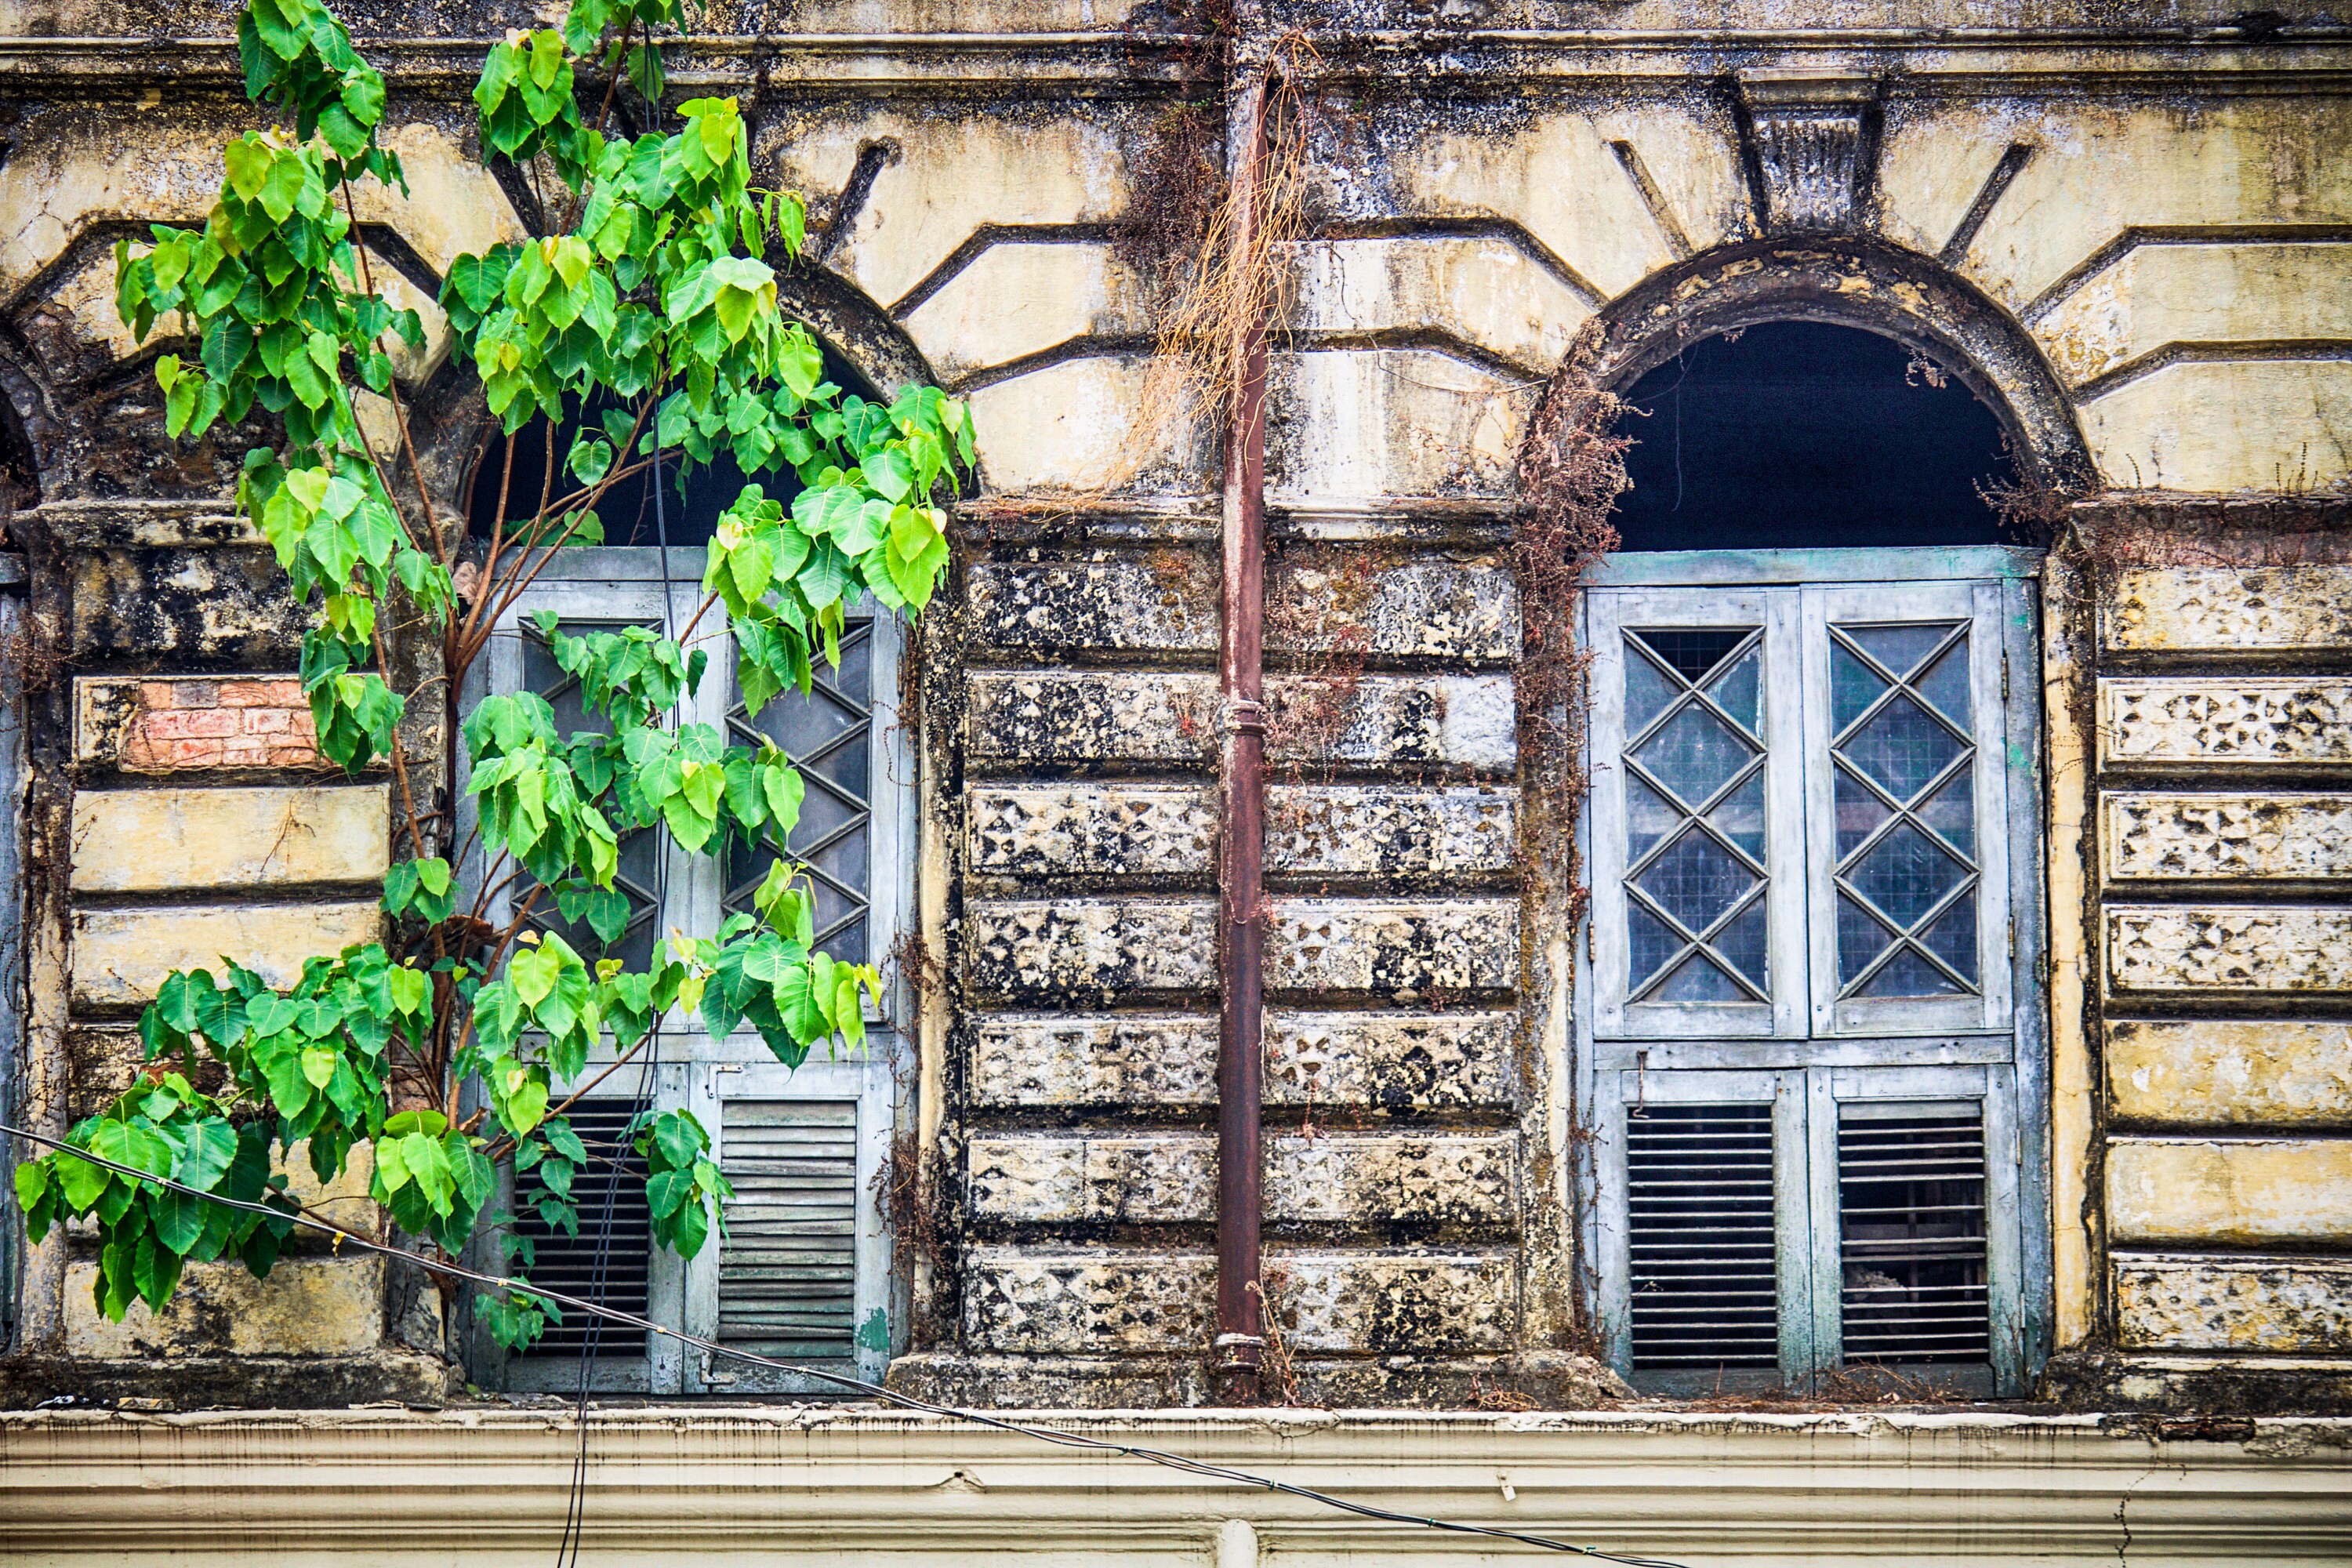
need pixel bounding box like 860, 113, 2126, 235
1838, 1105, 1989, 1365
1626, 1104, 1779, 1370
515, 1102, 651, 1356
718, 1100, 859, 1363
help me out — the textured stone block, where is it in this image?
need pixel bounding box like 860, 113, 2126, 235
2107, 906, 2352, 994
965, 1008, 1516, 1109
71, 785, 390, 893
2103, 565, 2352, 654
2107, 1020, 2352, 1127
967, 555, 1215, 656
967, 1134, 1215, 1224
2099, 679, 2352, 768
1268, 1132, 1516, 1227
961, 899, 1215, 1000
1271, 898, 1519, 998
963, 1247, 1211, 1353
967, 1014, 1218, 1106
965, 670, 1515, 771
2103, 793, 2352, 881
76, 675, 337, 771
966, 785, 1214, 877
2115, 1253, 2352, 1353
1275, 1249, 1518, 1352
1268, 556, 1520, 663
71, 900, 384, 1009
1269, 674, 1516, 771
1268, 786, 1516, 877
2108, 1138, 2352, 1245
1267, 1010, 1517, 1109
64, 1256, 385, 1358
965, 671, 1214, 767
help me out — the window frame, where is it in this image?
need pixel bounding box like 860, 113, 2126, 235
470, 546, 910, 1396
1576, 546, 2048, 1399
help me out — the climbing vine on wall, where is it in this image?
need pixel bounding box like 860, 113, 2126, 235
13, 0, 975, 1346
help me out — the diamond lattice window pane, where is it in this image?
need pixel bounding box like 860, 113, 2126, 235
1860, 946, 1965, 997
1713, 895, 1769, 990
1627, 900, 1684, 992
1704, 644, 1762, 735
1915, 639, 1972, 725
1832, 764, 1893, 860
1841, 692, 1965, 804
1848, 821, 1968, 928
1625, 645, 1681, 735
1632, 628, 1750, 684
1918, 889, 1979, 984
1626, 775, 1682, 863
1707, 772, 1766, 859
1846, 623, 1952, 681
1831, 639, 1888, 734
1635, 829, 1756, 935
1632, 705, 1754, 809
1916, 771, 1976, 857
1655, 953, 1745, 1003
1838, 893, 1896, 985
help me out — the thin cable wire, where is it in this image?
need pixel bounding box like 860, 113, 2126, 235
5, 1120, 1688, 1568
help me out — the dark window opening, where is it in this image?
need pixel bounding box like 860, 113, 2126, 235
1613, 321, 2023, 552
466, 345, 880, 549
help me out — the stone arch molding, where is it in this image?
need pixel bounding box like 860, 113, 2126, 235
1582, 237, 2096, 494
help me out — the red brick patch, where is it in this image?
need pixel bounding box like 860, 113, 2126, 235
112, 677, 330, 771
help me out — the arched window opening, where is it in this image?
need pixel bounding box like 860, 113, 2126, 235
1611, 321, 2024, 552
463, 342, 880, 549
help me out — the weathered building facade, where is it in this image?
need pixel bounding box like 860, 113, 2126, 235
1, 0, 2350, 1559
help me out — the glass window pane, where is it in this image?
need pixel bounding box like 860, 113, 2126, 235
1624, 644, 1681, 736
1832, 763, 1893, 862
1632, 705, 1755, 809
1712, 895, 1768, 990
1655, 953, 1745, 1003
1635, 829, 1756, 935
1839, 692, 1965, 804
1837, 893, 1894, 985
1706, 772, 1766, 861
1847, 821, 1968, 929
1830, 639, 1887, 735
1846, 622, 1952, 681
1703, 643, 1762, 736
1860, 946, 1965, 997
1626, 775, 1681, 863
1916, 771, 1976, 858
1627, 900, 1684, 993
1631, 627, 1750, 684
1918, 888, 1979, 984
1915, 638, 1972, 726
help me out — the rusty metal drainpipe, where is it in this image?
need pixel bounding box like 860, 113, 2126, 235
1214, 63, 1272, 1408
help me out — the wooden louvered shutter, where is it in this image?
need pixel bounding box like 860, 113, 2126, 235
717, 1100, 859, 1363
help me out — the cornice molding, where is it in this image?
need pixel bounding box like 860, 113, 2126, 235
1, 1406, 2347, 1562
0, 33, 2350, 91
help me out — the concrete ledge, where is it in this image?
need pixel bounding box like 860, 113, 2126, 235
70, 900, 384, 1008
0, 1407, 2345, 1564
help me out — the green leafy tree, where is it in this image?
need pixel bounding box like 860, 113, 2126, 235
13, 0, 973, 1348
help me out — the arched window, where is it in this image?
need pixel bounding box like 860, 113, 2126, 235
1583, 318, 2045, 1400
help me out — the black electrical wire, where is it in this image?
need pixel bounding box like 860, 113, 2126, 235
5, 1120, 1690, 1568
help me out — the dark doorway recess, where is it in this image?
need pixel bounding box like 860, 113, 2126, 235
1611, 321, 2024, 552
466, 343, 879, 549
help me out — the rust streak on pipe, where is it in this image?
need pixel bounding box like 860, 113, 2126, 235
1214, 60, 1272, 1408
